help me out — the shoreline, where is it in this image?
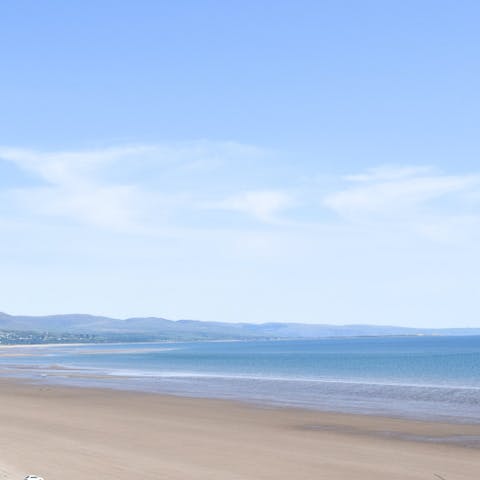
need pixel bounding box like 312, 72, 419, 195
1, 378, 480, 479
0, 362, 480, 427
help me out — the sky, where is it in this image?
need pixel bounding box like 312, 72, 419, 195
1, 1, 480, 327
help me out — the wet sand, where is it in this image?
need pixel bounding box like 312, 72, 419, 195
0, 378, 479, 479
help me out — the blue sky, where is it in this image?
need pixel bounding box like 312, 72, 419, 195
1, 1, 479, 327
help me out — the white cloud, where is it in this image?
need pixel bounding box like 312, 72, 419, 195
210, 190, 294, 223
344, 165, 434, 182
0, 142, 269, 232
322, 165, 480, 244
0, 145, 152, 186
11, 184, 142, 231
325, 166, 480, 218
0, 145, 152, 231
2, 145, 480, 247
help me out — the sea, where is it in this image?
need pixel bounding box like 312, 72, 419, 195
1, 336, 479, 423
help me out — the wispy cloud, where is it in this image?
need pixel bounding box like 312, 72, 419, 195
0, 142, 272, 232
343, 165, 435, 183
2, 144, 480, 245
322, 165, 480, 243
325, 166, 480, 218
0, 145, 152, 231
207, 190, 295, 223
0, 145, 152, 185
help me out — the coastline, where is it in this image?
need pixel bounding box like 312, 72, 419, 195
1, 377, 480, 479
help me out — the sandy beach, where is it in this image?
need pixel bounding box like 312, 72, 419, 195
0, 378, 479, 479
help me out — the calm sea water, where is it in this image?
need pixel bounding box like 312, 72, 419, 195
1, 336, 479, 423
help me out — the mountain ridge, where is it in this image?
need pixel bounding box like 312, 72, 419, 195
1, 312, 479, 340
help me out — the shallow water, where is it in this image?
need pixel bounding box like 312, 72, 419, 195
1, 336, 479, 423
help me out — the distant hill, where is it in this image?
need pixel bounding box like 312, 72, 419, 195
0, 311, 479, 342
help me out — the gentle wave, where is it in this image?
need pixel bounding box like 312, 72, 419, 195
50, 365, 480, 391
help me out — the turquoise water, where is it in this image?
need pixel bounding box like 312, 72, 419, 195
1, 336, 479, 422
